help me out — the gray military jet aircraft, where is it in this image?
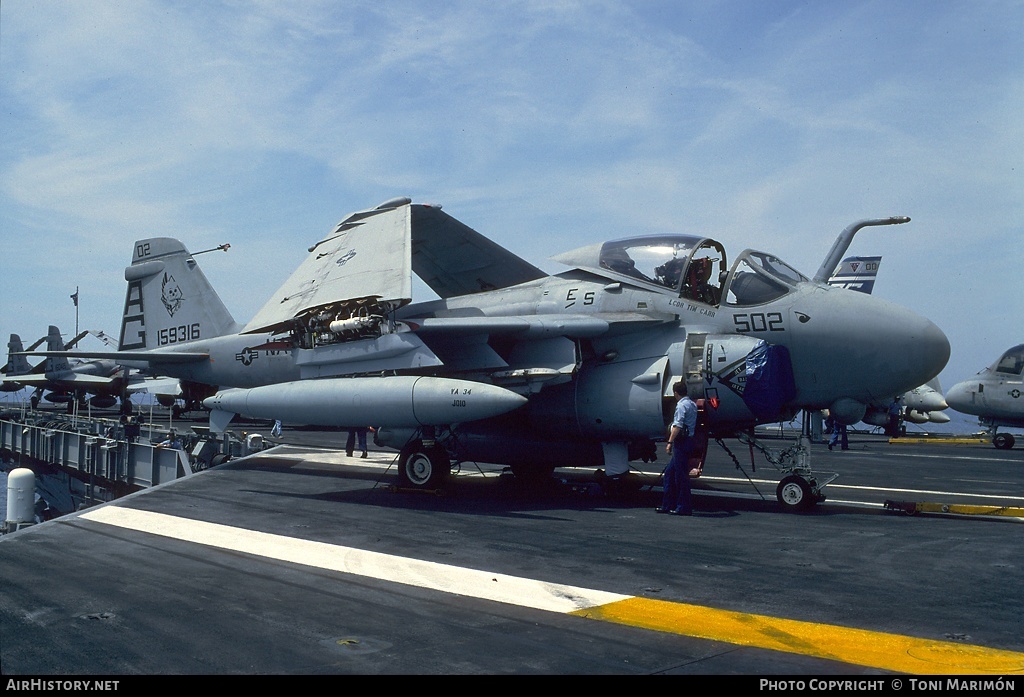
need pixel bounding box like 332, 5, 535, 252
19, 239, 296, 413
27, 198, 949, 507
899, 379, 950, 426
1, 327, 131, 409
193, 198, 950, 508
946, 345, 1024, 449
1, 333, 43, 391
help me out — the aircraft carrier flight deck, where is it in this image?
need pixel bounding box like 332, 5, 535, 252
1, 412, 1022, 676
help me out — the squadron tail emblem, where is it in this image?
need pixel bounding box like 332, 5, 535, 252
161, 272, 183, 317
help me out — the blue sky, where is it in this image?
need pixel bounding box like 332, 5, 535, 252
1, 1, 1021, 429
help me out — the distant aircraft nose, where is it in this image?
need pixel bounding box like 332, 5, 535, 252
912, 391, 949, 413
945, 380, 977, 415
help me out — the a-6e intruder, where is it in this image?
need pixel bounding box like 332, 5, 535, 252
199, 197, 949, 509
946, 345, 1024, 449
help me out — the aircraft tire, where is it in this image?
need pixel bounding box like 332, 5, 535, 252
398, 442, 450, 489
30, 395, 39, 410
776, 475, 814, 512
993, 433, 1015, 450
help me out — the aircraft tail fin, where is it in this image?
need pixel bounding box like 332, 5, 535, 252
4, 335, 32, 376
826, 256, 882, 294
44, 326, 73, 374
118, 239, 241, 351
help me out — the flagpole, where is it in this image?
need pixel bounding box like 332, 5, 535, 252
71, 286, 79, 346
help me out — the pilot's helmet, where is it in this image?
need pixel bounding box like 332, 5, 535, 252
657, 258, 684, 284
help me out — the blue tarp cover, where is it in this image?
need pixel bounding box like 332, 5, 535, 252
742, 340, 797, 421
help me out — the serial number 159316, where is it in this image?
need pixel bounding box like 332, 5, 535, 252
158, 324, 200, 345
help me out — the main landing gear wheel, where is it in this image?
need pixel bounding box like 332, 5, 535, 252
397, 442, 450, 490
993, 433, 1015, 450
776, 474, 821, 512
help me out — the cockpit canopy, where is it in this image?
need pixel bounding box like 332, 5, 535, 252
552, 234, 808, 308
725, 251, 808, 307
993, 345, 1024, 376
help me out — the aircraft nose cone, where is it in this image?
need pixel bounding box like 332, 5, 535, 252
945, 381, 975, 414
817, 292, 950, 401
931, 395, 950, 411
908, 318, 951, 388
857, 301, 949, 395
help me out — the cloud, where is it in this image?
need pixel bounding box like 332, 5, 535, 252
1, 0, 1022, 402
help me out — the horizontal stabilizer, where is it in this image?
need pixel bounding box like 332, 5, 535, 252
8, 373, 115, 388
18, 350, 208, 364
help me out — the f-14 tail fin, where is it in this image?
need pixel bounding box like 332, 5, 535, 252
4, 334, 32, 377
43, 326, 73, 375
118, 239, 241, 351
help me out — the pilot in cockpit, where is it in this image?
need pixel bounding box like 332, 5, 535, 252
683, 257, 720, 305
655, 257, 686, 289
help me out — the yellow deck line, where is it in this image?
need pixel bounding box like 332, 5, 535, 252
576, 598, 1024, 675
81, 506, 1024, 675
913, 502, 1024, 517
889, 438, 987, 444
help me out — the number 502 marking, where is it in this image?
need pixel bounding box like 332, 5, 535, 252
733, 312, 784, 332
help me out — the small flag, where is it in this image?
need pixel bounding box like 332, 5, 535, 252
70, 290, 79, 307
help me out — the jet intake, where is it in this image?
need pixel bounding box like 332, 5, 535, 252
692, 334, 798, 430
524, 333, 799, 439
527, 356, 669, 439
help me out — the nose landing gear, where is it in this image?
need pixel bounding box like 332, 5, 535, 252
734, 411, 837, 512
776, 473, 827, 511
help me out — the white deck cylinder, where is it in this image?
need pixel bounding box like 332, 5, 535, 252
6, 468, 36, 526
245, 433, 263, 454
